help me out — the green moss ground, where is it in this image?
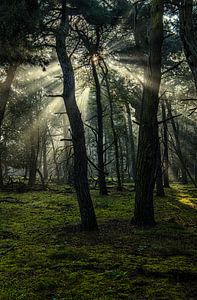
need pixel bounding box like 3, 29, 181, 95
0, 184, 196, 299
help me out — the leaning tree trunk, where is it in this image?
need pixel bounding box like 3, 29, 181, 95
133, 0, 164, 226
0, 64, 17, 186
55, 3, 97, 231
179, 0, 197, 91
91, 61, 108, 195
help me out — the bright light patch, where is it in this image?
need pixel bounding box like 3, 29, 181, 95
179, 197, 197, 209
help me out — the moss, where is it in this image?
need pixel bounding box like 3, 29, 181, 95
0, 184, 196, 299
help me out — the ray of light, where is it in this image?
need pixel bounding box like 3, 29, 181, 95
21, 91, 64, 144
108, 61, 144, 85
179, 197, 197, 209
21, 62, 60, 83
18, 78, 61, 100
76, 87, 90, 120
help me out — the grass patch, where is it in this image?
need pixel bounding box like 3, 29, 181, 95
0, 184, 196, 299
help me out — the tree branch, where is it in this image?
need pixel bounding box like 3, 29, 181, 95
158, 114, 182, 125
162, 60, 184, 76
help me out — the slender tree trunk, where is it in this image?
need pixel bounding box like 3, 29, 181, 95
0, 64, 17, 187
125, 133, 131, 180
28, 130, 39, 187
28, 144, 37, 187
104, 74, 122, 191
37, 168, 46, 190
195, 153, 197, 184
162, 102, 170, 188
24, 165, 28, 181
166, 100, 187, 184
125, 102, 136, 182
55, 2, 97, 231
133, 0, 164, 226
91, 61, 108, 195
156, 141, 165, 197
62, 114, 71, 183
166, 100, 197, 186
179, 0, 197, 91
47, 126, 61, 184
42, 126, 48, 181
118, 136, 125, 184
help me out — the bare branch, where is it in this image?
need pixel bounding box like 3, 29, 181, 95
87, 157, 109, 175
60, 138, 73, 142
47, 94, 63, 98
54, 112, 67, 115
162, 60, 184, 76
104, 158, 114, 167
158, 114, 182, 125
180, 98, 197, 101
103, 141, 114, 153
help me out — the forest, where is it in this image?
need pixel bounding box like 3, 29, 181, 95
0, 0, 196, 299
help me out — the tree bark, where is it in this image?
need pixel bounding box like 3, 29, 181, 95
55, 1, 97, 231
0, 64, 17, 187
179, 0, 197, 92
133, 0, 164, 226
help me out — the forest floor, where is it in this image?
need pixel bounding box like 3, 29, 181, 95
0, 184, 196, 300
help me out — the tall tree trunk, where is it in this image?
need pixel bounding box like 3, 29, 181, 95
28, 129, 39, 187
166, 100, 196, 186
42, 126, 48, 181
133, 0, 164, 226
118, 136, 125, 184
179, 0, 197, 91
162, 102, 170, 188
28, 141, 37, 187
55, 1, 97, 231
166, 99, 187, 184
156, 141, 165, 197
195, 153, 197, 184
0, 64, 17, 187
91, 61, 108, 195
125, 132, 131, 180
47, 126, 61, 184
62, 113, 71, 183
125, 102, 136, 182
104, 74, 122, 191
